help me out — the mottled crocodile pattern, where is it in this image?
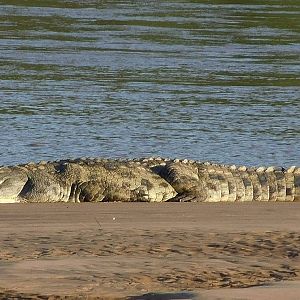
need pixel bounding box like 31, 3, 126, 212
0, 157, 299, 203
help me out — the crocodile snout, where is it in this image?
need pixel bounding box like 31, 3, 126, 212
0, 167, 28, 203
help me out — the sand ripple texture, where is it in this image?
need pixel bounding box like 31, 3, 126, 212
0, 230, 300, 298
0, 203, 300, 299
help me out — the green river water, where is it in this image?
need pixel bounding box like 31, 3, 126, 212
0, 0, 299, 166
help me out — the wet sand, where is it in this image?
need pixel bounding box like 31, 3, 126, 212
0, 203, 299, 299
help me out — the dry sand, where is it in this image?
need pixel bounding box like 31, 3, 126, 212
0, 202, 299, 299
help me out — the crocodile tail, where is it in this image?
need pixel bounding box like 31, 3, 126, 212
161, 162, 300, 202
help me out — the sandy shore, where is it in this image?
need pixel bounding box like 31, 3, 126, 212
0, 202, 299, 299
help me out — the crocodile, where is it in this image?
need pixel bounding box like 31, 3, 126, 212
0, 157, 299, 203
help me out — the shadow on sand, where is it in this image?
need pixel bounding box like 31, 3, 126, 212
128, 291, 198, 300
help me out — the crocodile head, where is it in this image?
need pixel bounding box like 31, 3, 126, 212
0, 167, 28, 203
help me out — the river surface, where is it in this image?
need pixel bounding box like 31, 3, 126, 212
0, 0, 299, 166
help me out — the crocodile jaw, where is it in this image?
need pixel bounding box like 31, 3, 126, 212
0, 198, 20, 203
0, 167, 28, 203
